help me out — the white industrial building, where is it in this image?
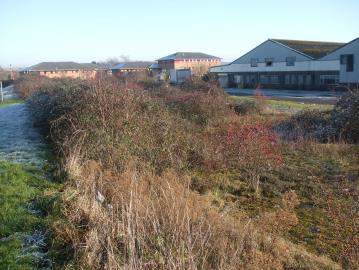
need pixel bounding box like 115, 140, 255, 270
210, 38, 359, 89
320, 38, 359, 84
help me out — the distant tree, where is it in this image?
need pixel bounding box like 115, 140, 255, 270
119, 55, 131, 62
101, 55, 131, 66
104, 57, 120, 66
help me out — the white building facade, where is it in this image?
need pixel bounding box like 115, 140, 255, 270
210, 38, 358, 89
321, 38, 359, 84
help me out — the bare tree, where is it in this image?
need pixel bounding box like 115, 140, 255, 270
98, 55, 131, 68
119, 55, 131, 62
104, 57, 120, 66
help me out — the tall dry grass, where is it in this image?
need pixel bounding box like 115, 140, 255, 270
18, 76, 342, 269
54, 159, 340, 270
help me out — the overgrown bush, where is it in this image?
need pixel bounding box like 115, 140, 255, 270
14, 74, 52, 98
276, 90, 359, 143
331, 90, 359, 143
204, 116, 283, 194
17, 76, 342, 269
275, 109, 334, 142
153, 79, 232, 126
233, 99, 262, 115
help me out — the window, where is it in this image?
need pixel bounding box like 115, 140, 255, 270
250, 58, 258, 67
340, 54, 354, 72
286, 57, 296, 66
285, 74, 290, 84
265, 58, 274, 67
298, 74, 304, 85
260, 75, 279, 84
320, 75, 339, 85
305, 74, 312, 85
291, 74, 297, 85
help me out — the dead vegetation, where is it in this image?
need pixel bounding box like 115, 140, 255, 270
15, 76, 357, 269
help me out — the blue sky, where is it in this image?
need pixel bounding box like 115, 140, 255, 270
0, 0, 358, 67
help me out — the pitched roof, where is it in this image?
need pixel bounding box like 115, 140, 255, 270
149, 63, 159, 69
271, 39, 345, 59
111, 61, 155, 70
26, 62, 96, 71
157, 52, 221, 61
318, 37, 359, 58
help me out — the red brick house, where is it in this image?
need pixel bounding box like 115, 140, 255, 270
20, 62, 105, 79
157, 52, 221, 75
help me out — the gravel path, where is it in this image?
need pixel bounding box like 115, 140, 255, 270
0, 103, 48, 165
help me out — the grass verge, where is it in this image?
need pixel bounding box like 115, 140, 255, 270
0, 98, 23, 108
0, 161, 60, 269
229, 95, 333, 113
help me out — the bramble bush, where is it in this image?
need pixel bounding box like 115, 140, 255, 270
15, 76, 341, 269
276, 90, 359, 143
233, 99, 262, 115
204, 116, 283, 194
275, 109, 333, 142
331, 89, 359, 143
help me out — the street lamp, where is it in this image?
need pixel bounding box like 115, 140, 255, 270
0, 80, 3, 103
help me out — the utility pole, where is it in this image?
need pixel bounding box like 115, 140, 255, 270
0, 80, 3, 103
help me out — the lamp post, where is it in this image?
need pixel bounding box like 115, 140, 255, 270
0, 81, 3, 103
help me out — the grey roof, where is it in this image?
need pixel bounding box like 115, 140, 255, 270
271, 39, 345, 59
25, 62, 97, 71
149, 63, 159, 69
157, 52, 221, 61
318, 37, 359, 58
111, 61, 155, 70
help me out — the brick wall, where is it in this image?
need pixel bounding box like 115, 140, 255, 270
39, 70, 97, 79
158, 59, 221, 75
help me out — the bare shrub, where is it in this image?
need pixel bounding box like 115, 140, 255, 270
275, 109, 334, 142
331, 89, 359, 143
14, 75, 51, 98
276, 89, 359, 143
233, 99, 262, 115
55, 161, 340, 270
21, 76, 341, 269
203, 116, 283, 195
155, 81, 231, 126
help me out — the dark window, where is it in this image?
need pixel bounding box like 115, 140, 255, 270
250, 58, 258, 67
305, 74, 312, 85
260, 75, 279, 84
286, 57, 296, 66
285, 74, 290, 84
265, 58, 273, 67
341, 54, 354, 72
320, 75, 339, 85
298, 75, 304, 85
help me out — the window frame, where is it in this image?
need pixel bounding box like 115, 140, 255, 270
250, 58, 258, 67
265, 58, 274, 67
286, 56, 296, 66
341, 54, 354, 72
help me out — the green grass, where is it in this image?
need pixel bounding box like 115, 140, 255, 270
0, 98, 23, 108
229, 96, 333, 113
199, 142, 359, 265
265, 99, 333, 111
0, 161, 59, 269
